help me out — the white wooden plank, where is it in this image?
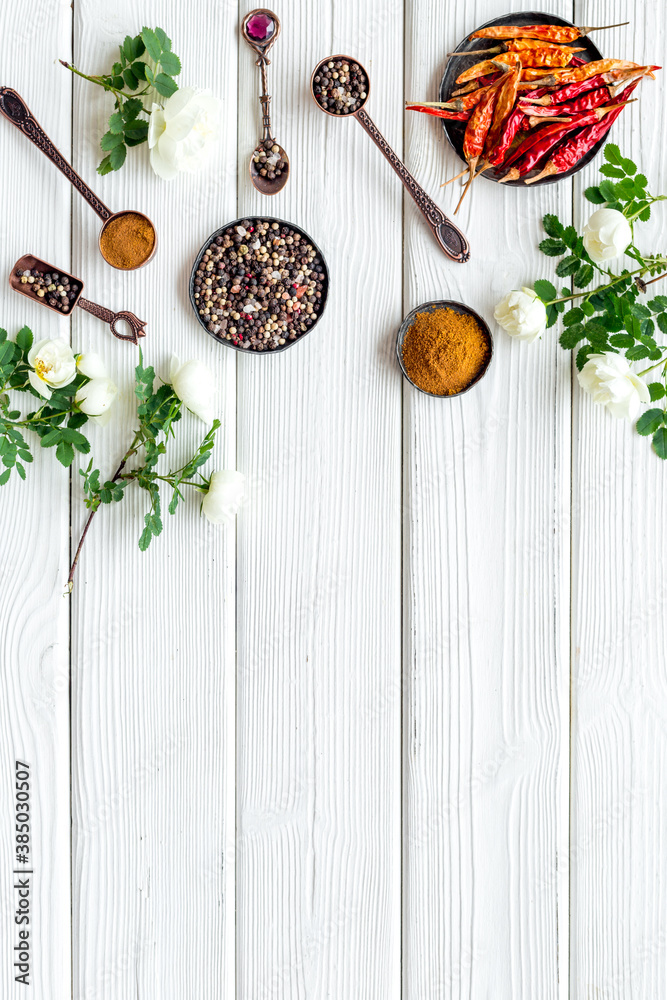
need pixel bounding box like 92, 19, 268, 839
0, 5, 72, 998
571, 2, 667, 996
69, 4, 237, 997
235, 0, 402, 995
403, 2, 571, 997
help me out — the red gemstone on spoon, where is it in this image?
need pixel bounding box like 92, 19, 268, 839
246, 13, 275, 42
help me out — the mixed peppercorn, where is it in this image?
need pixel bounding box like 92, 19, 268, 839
15, 266, 80, 314
192, 220, 327, 351
312, 58, 368, 114
252, 139, 287, 182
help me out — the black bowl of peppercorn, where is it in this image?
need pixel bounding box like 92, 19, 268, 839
189, 217, 330, 353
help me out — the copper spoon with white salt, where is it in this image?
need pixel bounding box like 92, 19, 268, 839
242, 9, 290, 195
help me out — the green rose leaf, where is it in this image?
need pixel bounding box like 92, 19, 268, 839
542, 214, 564, 238
534, 279, 558, 302
559, 324, 585, 349
122, 68, 139, 90
637, 408, 665, 436
55, 440, 75, 467
539, 238, 566, 257
141, 27, 163, 61
159, 51, 181, 76
555, 255, 580, 278
651, 426, 667, 458
609, 333, 635, 349
599, 179, 617, 202
585, 185, 606, 204
16, 326, 33, 352
100, 130, 125, 150
573, 264, 594, 288
604, 143, 622, 166
109, 143, 127, 170
648, 382, 666, 401
155, 27, 172, 51
599, 164, 624, 178
576, 345, 594, 371
97, 155, 113, 175
153, 73, 178, 98
108, 111, 124, 133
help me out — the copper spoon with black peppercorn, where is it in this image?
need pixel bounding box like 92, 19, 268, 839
242, 9, 290, 195
10, 255, 147, 344
310, 55, 471, 263
0, 87, 157, 270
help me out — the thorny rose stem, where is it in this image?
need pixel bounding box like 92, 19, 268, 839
66, 432, 141, 593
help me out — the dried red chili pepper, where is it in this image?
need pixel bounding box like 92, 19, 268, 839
527, 85, 639, 183
456, 57, 510, 85
520, 85, 610, 117
470, 22, 628, 43
485, 58, 521, 150
522, 59, 643, 85
453, 39, 585, 66
498, 118, 587, 181
406, 104, 470, 121
527, 74, 609, 104
463, 86, 498, 166
486, 105, 524, 166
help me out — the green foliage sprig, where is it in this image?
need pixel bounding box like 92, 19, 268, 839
69, 352, 220, 587
0, 328, 221, 588
532, 144, 667, 458
61, 27, 181, 174
0, 326, 91, 483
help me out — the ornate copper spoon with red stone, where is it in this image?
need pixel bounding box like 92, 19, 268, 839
10, 255, 147, 344
242, 9, 290, 194
310, 55, 471, 263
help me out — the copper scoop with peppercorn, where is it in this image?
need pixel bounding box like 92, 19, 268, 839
10, 255, 147, 345
242, 9, 290, 195
310, 54, 470, 263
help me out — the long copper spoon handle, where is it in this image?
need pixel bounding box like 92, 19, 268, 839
354, 107, 471, 263
0, 87, 112, 222
77, 298, 147, 344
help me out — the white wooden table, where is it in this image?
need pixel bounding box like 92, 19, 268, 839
1, 1, 665, 997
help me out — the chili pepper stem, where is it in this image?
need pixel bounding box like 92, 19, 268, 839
454, 160, 477, 214
498, 167, 520, 184
441, 166, 469, 187
448, 46, 504, 56
579, 21, 630, 35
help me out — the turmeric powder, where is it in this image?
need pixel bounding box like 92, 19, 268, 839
401, 306, 490, 395
99, 212, 156, 270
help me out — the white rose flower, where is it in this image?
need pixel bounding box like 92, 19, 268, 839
201, 470, 245, 524
75, 377, 118, 426
169, 356, 216, 423
494, 286, 547, 342
27, 338, 77, 398
76, 352, 108, 379
582, 207, 632, 264
577, 351, 650, 420
148, 87, 221, 181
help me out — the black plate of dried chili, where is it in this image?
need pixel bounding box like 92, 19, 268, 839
439, 11, 606, 186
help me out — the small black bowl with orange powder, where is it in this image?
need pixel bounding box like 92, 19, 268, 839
396, 300, 493, 397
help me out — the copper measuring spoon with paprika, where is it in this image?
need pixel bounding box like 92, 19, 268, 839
0, 87, 157, 271
10, 254, 147, 344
